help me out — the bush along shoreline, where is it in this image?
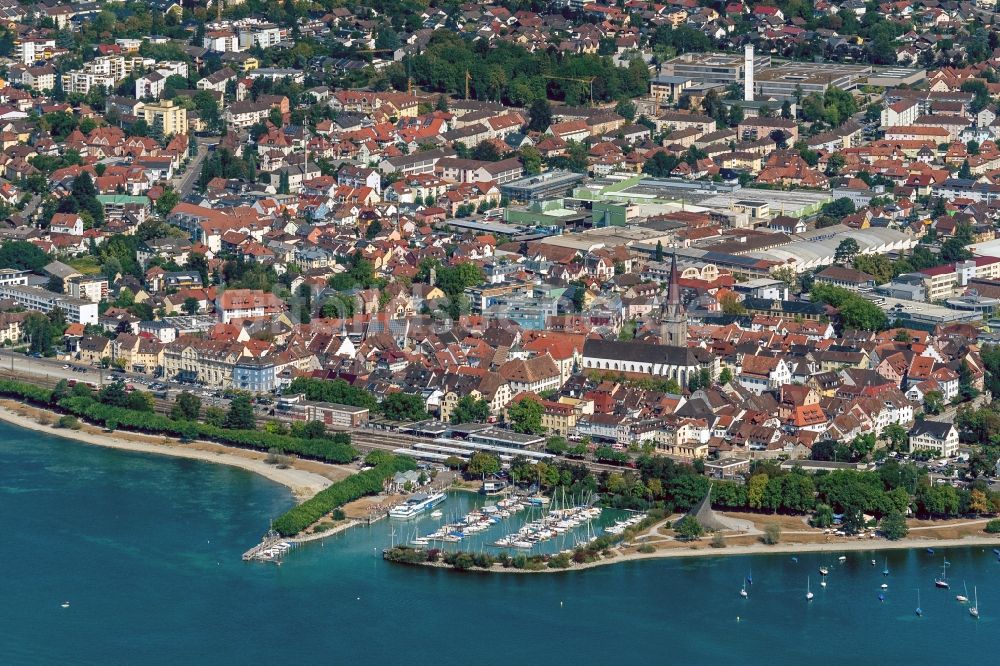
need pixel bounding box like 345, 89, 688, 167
273, 451, 417, 536
0, 379, 358, 464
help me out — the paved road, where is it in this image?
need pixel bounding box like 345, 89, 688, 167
0, 350, 198, 399
174, 138, 213, 198
3, 352, 642, 474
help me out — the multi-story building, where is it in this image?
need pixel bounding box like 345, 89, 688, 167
908, 421, 959, 457
0, 269, 30, 286
15, 38, 56, 65
918, 257, 1000, 302
0, 285, 98, 324
22, 65, 56, 91
66, 276, 109, 304
162, 337, 244, 387
275, 394, 370, 428
142, 100, 188, 137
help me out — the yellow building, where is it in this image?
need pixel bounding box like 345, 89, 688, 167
143, 100, 188, 137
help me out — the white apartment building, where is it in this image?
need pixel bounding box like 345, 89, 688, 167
238, 25, 285, 50
0, 285, 98, 324
0, 269, 30, 286
66, 276, 109, 304
16, 38, 56, 65
62, 56, 153, 95
203, 31, 241, 53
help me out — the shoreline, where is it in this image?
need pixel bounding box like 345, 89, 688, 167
391, 534, 1000, 575
0, 403, 334, 502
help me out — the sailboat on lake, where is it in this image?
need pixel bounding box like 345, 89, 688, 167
956, 581, 969, 604
934, 558, 950, 589
882, 557, 889, 576
970, 587, 980, 619
806, 577, 814, 601
915, 589, 922, 617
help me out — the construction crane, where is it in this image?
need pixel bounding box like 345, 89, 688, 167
356, 49, 414, 94
542, 75, 596, 105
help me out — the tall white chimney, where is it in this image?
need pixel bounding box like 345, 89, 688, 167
744, 44, 754, 102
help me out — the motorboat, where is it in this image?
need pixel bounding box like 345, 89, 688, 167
389, 492, 447, 519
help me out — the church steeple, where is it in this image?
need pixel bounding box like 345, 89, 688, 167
659, 252, 687, 347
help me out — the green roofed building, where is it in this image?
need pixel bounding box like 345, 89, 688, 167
95, 195, 152, 221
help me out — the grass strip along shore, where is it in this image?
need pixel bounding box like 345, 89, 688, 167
0, 379, 356, 464
273, 451, 417, 536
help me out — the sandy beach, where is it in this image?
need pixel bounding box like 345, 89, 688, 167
0, 402, 340, 502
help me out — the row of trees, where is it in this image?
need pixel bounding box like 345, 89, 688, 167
272, 451, 416, 536
404, 32, 649, 108
0, 378, 359, 465
497, 449, 998, 535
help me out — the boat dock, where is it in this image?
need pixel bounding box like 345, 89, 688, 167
242, 529, 293, 563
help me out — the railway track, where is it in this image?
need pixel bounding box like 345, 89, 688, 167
0, 367, 634, 475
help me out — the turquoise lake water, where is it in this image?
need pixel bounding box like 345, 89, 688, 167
3, 421, 1000, 665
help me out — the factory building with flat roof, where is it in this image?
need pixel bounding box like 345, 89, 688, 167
660, 52, 771, 85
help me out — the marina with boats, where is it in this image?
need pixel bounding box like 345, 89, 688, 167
242, 529, 294, 563
389, 490, 636, 555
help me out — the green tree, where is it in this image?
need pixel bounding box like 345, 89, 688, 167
545, 436, 568, 454
380, 392, 428, 421
467, 451, 501, 476
451, 395, 491, 423
879, 511, 908, 540
155, 188, 180, 217
182, 297, 200, 315
23, 312, 55, 354
835, 238, 861, 264
520, 146, 542, 175
0, 241, 49, 272
528, 98, 552, 132
674, 515, 704, 541
922, 390, 944, 416
170, 391, 202, 421
508, 397, 544, 434
747, 473, 769, 510
882, 423, 908, 452
225, 394, 256, 429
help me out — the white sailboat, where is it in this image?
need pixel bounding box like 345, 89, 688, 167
915, 589, 922, 617
807, 577, 814, 601
934, 558, 950, 589
970, 586, 979, 619
957, 581, 969, 604
740, 580, 748, 598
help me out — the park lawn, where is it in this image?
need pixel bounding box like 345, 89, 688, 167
66, 256, 102, 275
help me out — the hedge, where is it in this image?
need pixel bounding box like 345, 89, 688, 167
0, 379, 359, 464
0, 379, 54, 405
57, 396, 358, 464
272, 454, 417, 536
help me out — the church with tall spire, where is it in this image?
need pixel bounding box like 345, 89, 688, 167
659, 252, 687, 347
